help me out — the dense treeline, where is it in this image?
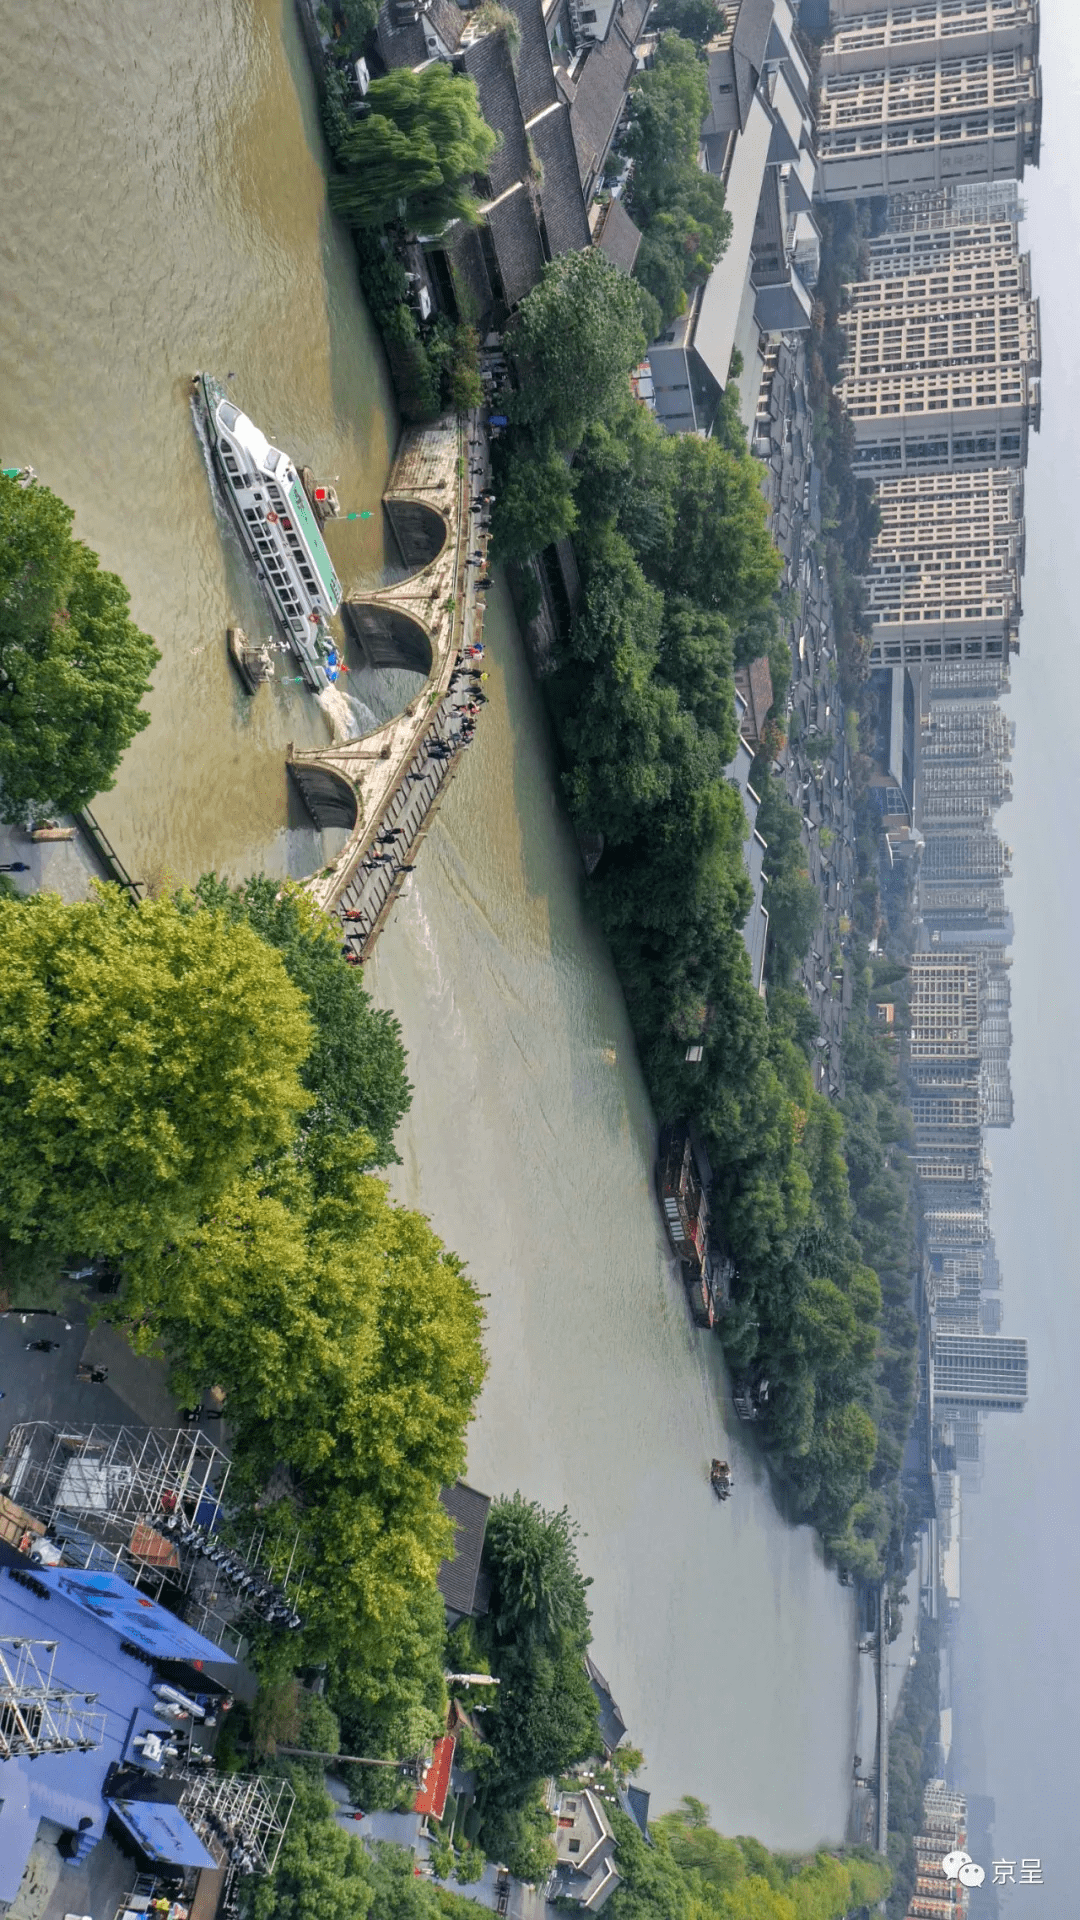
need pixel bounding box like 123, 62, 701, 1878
608, 1796, 890, 1919
0, 882, 485, 1758
618, 33, 733, 328
429, 1496, 601, 1883
493, 248, 916, 1572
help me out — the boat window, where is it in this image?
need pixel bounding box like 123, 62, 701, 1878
265, 449, 282, 473
218, 402, 240, 430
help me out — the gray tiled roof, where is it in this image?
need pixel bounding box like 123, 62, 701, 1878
593, 194, 642, 272
503, 0, 559, 120
567, 0, 648, 190
375, 0, 467, 66
461, 30, 532, 198
570, 40, 633, 191
375, 3, 429, 69
485, 183, 548, 305
530, 104, 592, 254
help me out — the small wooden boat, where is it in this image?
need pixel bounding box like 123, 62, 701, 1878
710, 1458, 733, 1501
227, 626, 273, 694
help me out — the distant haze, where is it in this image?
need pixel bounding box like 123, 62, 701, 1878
951, 8, 1080, 1916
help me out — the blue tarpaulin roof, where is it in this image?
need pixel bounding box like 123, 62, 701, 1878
37, 1568, 234, 1665
107, 1797, 218, 1869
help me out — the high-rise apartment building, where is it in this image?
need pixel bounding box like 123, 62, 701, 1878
922, 699, 1015, 760
924, 1204, 990, 1245
933, 1332, 1028, 1411
921, 832, 1011, 879
885, 178, 1024, 232
864, 466, 1024, 667
865, 216, 1021, 279
839, 235, 1041, 481
909, 954, 983, 1060
927, 657, 1011, 698
817, 2, 1041, 201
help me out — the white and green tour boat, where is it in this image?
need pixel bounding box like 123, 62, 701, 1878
193, 373, 342, 690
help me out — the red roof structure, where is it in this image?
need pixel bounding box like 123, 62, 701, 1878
414, 1735, 456, 1819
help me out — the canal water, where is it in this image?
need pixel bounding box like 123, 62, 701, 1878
0, 0, 858, 1847
1, 0, 398, 886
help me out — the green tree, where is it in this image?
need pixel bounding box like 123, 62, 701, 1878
633, 173, 732, 324
117, 1139, 486, 1719
649, 0, 726, 43
483, 1494, 593, 1649
0, 888, 311, 1262
0, 474, 158, 821
330, 66, 498, 231
192, 874, 411, 1169
622, 36, 710, 217
506, 249, 648, 450
336, 0, 380, 58
657, 597, 736, 753
489, 443, 578, 563
652, 434, 782, 620
251, 1775, 376, 1920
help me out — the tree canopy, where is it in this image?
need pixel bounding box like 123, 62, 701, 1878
330, 65, 499, 232
0, 475, 158, 821
649, 0, 727, 44
192, 874, 411, 1169
0, 886, 311, 1263
503, 249, 649, 452
610, 1798, 890, 1920
620, 35, 732, 326
462, 1495, 599, 1873
118, 1136, 485, 1720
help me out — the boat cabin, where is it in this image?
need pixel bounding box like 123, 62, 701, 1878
210, 389, 342, 648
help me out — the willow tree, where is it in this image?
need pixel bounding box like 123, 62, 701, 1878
0, 474, 158, 821
330, 65, 498, 231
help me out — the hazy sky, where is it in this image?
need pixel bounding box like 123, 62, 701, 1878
947, 8, 1080, 1915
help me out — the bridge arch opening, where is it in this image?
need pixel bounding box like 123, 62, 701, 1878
384, 498, 449, 577
342, 603, 434, 677
288, 761, 358, 832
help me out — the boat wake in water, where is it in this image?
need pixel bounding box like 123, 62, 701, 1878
316, 682, 381, 741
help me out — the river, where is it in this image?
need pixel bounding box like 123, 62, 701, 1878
0, 0, 858, 1848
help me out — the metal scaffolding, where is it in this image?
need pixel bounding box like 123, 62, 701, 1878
178, 1766, 295, 1875
0, 1424, 305, 1655
0, 1634, 106, 1758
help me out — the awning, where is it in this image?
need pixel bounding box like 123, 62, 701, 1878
414, 1735, 455, 1819
107, 1798, 217, 1869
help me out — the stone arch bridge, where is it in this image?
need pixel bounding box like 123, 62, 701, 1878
289, 415, 487, 949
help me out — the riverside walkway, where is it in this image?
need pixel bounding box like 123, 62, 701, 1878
291, 413, 492, 954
